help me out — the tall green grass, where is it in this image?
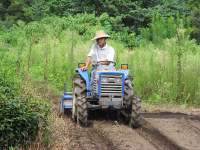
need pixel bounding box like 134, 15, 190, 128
127, 40, 200, 105
0, 15, 200, 106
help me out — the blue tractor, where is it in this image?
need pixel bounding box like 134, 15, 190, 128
71, 61, 142, 128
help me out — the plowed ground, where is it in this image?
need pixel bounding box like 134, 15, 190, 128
51, 96, 200, 150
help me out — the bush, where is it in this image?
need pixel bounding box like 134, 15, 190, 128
140, 14, 180, 44
0, 97, 51, 149
190, 8, 200, 44
0, 75, 19, 101
0, 99, 39, 148
0, 68, 51, 148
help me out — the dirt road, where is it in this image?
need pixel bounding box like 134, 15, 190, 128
51, 96, 200, 150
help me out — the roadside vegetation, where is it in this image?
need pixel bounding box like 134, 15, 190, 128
0, 0, 200, 149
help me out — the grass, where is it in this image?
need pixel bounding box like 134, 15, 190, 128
0, 14, 200, 149
0, 17, 200, 107
23, 32, 200, 106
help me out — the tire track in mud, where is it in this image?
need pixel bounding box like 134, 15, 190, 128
37, 81, 200, 150
56, 111, 192, 150
88, 111, 189, 150
136, 118, 188, 150
92, 112, 194, 150
142, 111, 200, 135
65, 118, 117, 150
51, 93, 117, 150
182, 119, 200, 135
54, 104, 199, 150
141, 111, 200, 150
51, 89, 199, 150
92, 120, 158, 150
142, 112, 200, 121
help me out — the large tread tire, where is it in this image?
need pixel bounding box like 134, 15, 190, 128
124, 79, 133, 107
72, 75, 88, 126
77, 96, 88, 126
123, 79, 142, 128
130, 96, 142, 128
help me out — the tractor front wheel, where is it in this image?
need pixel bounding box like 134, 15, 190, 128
130, 96, 142, 128
72, 75, 88, 126
124, 79, 142, 128
77, 96, 88, 126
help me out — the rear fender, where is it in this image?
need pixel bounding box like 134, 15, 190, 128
76, 68, 90, 96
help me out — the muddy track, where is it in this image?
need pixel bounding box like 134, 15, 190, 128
181, 119, 200, 135
144, 116, 200, 150
136, 118, 188, 150
35, 83, 200, 150
142, 112, 200, 121
50, 92, 200, 150
66, 118, 117, 150
52, 105, 118, 150
58, 113, 193, 150
52, 110, 200, 150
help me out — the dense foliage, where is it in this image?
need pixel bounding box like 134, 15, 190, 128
0, 15, 200, 106
1, 0, 200, 43
0, 0, 200, 148
0, 55, 51, 148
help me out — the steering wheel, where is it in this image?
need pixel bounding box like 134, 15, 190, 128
97, 61, 116, 66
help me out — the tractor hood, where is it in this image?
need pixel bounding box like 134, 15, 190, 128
96, 69, 129, 79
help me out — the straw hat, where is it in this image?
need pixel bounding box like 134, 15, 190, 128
92, 30, 110, 40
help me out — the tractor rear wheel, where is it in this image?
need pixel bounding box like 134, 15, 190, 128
123, 79, 142, 128
130, 96, 142, 128
72, 75, 88, 126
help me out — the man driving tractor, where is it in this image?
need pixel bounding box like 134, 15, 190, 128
69, 30, 142, 127
82, 30, 115, 70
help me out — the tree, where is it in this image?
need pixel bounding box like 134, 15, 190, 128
188, 0, 200, 43
190, 8, 200, 44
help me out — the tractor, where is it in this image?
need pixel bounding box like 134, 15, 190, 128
70, 61, 142, 128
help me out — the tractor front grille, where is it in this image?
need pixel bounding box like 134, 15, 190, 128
100, 74, 122, 96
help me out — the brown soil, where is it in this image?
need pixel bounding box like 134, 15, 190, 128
146, 117, 200, 150
93, 121, 157, 150
50, 94, 200, 150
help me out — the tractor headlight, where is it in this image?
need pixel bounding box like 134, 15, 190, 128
78, 63, 86, 68
121, 64, 128, 70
